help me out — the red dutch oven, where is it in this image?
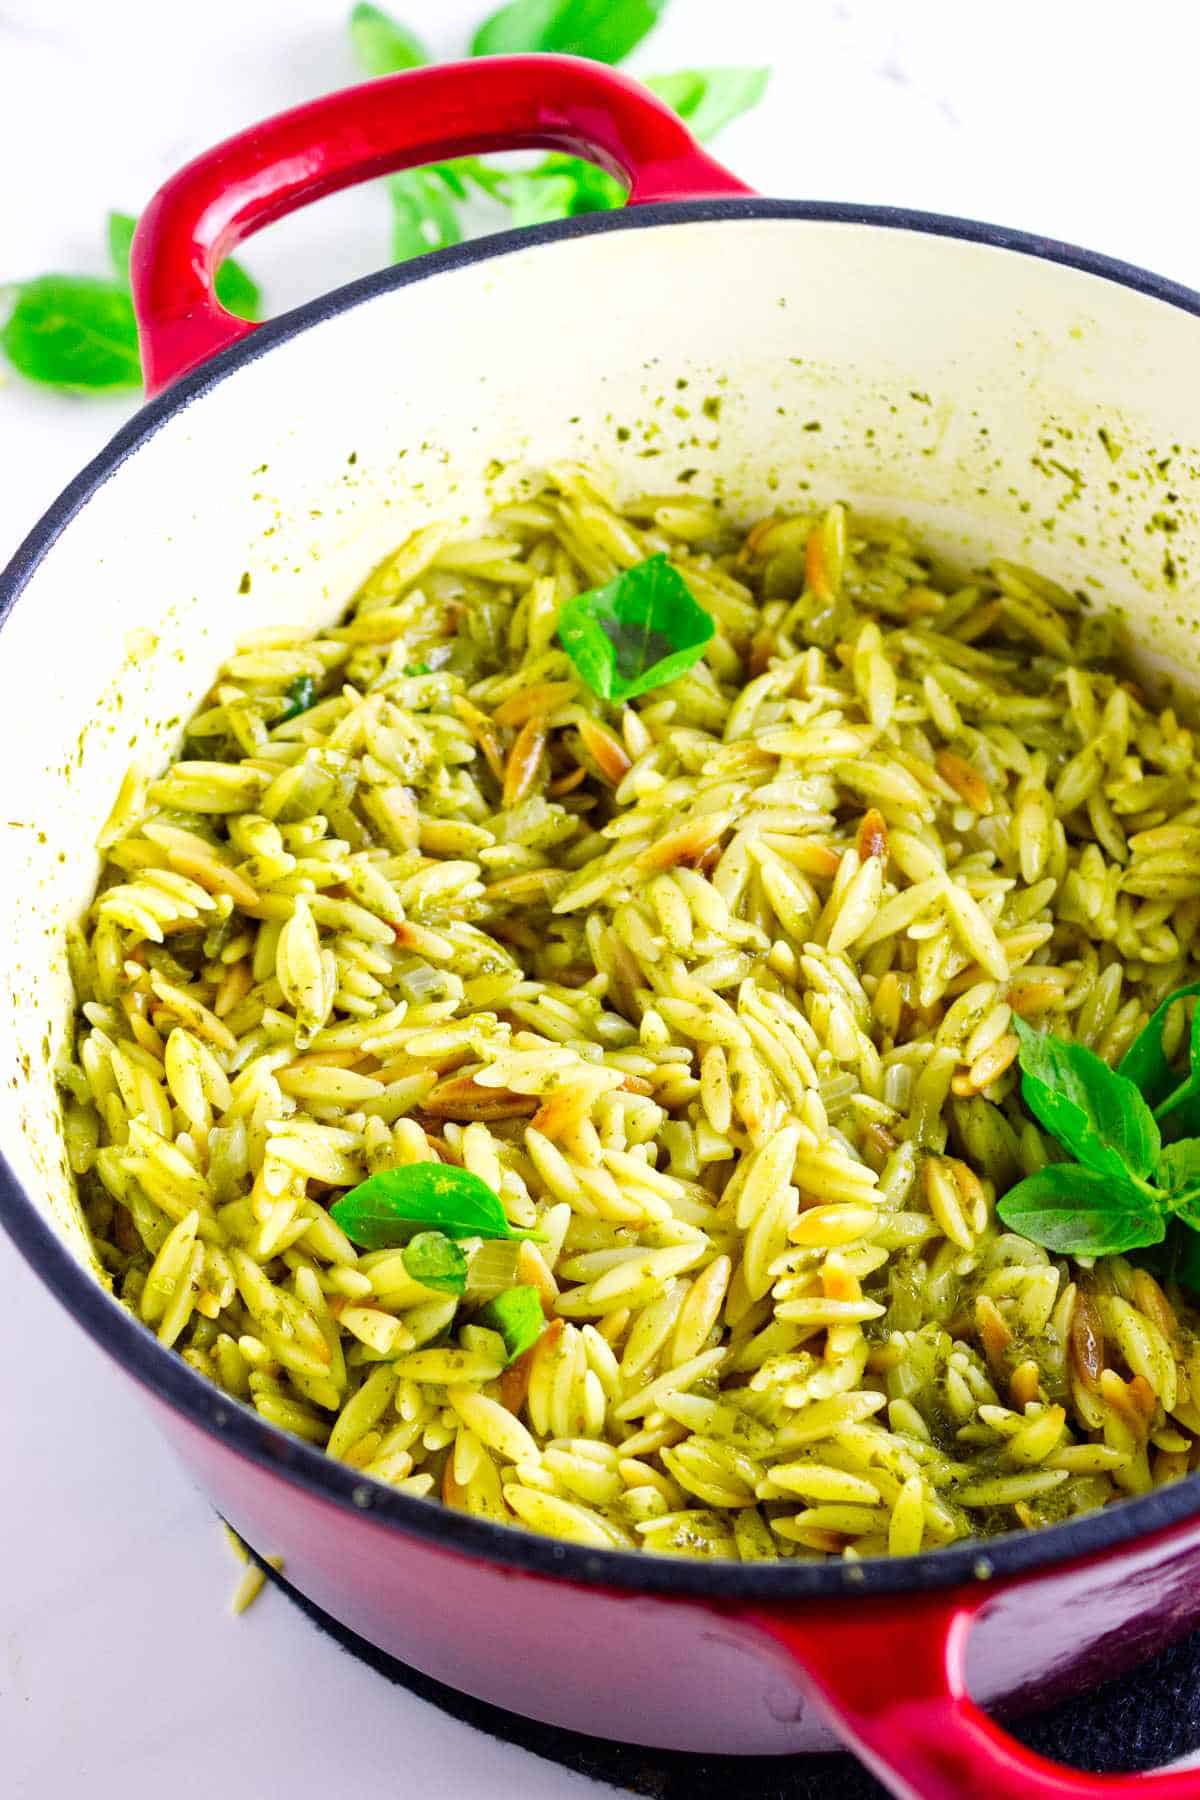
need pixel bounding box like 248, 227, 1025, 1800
4, 54, 1200, 1800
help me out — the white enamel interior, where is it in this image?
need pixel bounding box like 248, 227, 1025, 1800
2, 211, 1200, 1289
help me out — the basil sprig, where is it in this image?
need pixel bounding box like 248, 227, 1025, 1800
330, 1162, 544, 1250
998, 982, 1200, 1266
348, 4, 768, 254
557, 554, 715, 701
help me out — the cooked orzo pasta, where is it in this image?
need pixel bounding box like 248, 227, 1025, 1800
62, 464, 1200, 1562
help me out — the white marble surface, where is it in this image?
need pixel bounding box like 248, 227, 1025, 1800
4, 3, 1200, 1795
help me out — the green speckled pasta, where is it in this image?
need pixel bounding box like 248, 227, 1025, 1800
61, 463, 1200, 1562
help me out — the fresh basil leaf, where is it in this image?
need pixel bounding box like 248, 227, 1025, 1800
279, 675, 316, 722
1158, 1139, 1200, 1202
476, 1284, 546, 1363
646, 66, 770, 140
1162, 1004, 1200, 1134
997, 1164, 1165, 1256
448, 157, 512, 201
1163, 1092, 1200, 1145
330, 1163, 540, 1249
1013, 1015, 1160, 1180
214, 256, 262, 322
557, 553, 714, 702
107, 208, 260, 321
388, 170, 464, 261
504, 170, 580, 228
401, 1229, 468, 1294
430, 163, 469, 199
1119, 979, 1200, 1110
1, 276, 141, 390
503, 154, 626, 227
471, 0, 667, 62
348, 2, 428, 74
542, 154, 624, 213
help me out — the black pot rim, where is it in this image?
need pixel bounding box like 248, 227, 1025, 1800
4, 194, 1200, 1605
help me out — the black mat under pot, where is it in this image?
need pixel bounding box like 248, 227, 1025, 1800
242, 1543, 1200, 1796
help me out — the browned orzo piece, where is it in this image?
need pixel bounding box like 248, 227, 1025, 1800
1010, 1361, 1041, 1409
1006, 980, 1064, 1020
1070, 1288, 1106, 1393
497, 1344, 537, 1414
421, 1075, 540, 1121
633, 814, 730, 873
547, 765, 589, 798
856, 808, 889, 861
451, 695, 506, 782
805, 525, 834, 603
975, 1294, 1014, 1381
492, 681, 577, 728
501, 719, 548, 809
935, 749, 994, 814
576, 714, 632, 785
1100, 1371, 1156, 1437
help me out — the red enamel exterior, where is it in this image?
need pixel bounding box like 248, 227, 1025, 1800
160, 1394, 1200, 1782
753, 1598, 1200, 1797
129, 54, 751, 394
25, 55, 1200, 1798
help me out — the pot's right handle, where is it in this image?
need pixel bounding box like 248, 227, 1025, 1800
746, 1589, 1200, 1799
131, 53, 753, 396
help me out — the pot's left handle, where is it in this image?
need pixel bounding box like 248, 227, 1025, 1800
747, 1590, 1200, 1799
131, 53, 752, 395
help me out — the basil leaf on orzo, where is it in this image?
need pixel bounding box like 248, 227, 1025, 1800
1119, 979, 1200, 1114
330, 1163, 542, 1249
401, 1230, 468, 1294
1012, 1015, 1160, 1180
997, 1164, 1166, 1256
557, 554, 714, 702
476, 1285, 546, 1363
